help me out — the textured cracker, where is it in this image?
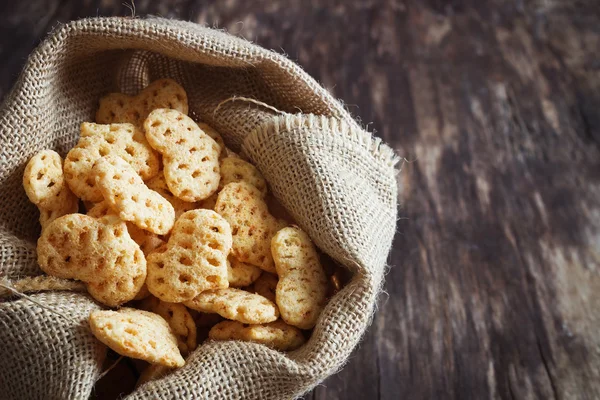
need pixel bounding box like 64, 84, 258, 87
272, 227, 328, 329
146, 172, 199, 219
197, 122, 226, 159
64, 123, 159, 201
248, 272, 278, 303
209, 320, 305, 351
37, 214, 146, 306
86, 200, 165, 254
23, 150, 64, 208
215, 182, 286, 272
228, 256, 262, 287
89, 308, 184, 368
146, 209, 231, 303
96, 78, 188, 126
219, 157, 267, 196
38, 193, 80, 231
140, 296, 197, 355
144, 109, 221, 202
23, 149, 79, 229
184, 288, 278, 324
92, 155, 175, 235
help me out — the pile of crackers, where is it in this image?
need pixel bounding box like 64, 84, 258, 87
22, 79, 336, 383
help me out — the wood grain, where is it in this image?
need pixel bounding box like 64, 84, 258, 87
1, 1, 599, 399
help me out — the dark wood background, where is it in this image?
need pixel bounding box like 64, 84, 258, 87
2, 1, 599, 399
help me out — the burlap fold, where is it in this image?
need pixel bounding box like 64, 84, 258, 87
0, 17, 398, 399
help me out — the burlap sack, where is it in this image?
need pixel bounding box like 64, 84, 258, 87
0, 17, 398, 399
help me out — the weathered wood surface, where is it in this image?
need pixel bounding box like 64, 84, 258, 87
1, 1, 599, 399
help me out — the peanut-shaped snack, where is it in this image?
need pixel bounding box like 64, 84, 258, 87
272, 227, 328, 329
248, 272, 278, 303
37, 214, 146, 306
86, 200, 165, 255
64, 123, 159, 202
215, 182, 286, 273
228, 256, 262, 287
146, 209, 231, 303
23, 150, 67, 208
219, 157, 267, 197
140, 296, 197, 355
23, 150, 79, 229
144, 109, 221, 202
92, 155, 175, 235
197, 122, 226, 159
89, 308, 184, 368
96, 78, 188, 126
184, 288, 279, 324
209, 320, 305, 351
146, 172, 198, 219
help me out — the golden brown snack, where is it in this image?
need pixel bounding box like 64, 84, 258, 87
209, 320, 305, 351
92, 155, 175, 235
96, 79, 188, 126
144, 109, 221, 202
215, 182, 286, 273
227, 256, 262, 288
247, 272, 278, 303
219, 157, 267, 197
146, 172, 198, 219
64, 123, 159, 202
38, 198, 80, 230
197, 122, 226, 159
271, 227, 328, 329
146, 209, 231, 303
37, 214, 146, 306
23, 150, 79, 229
87, 201, 166, 255
89, 308, 184, 368
23, 150, 65, 208
140, 296, 197, 355
184, 288, 278, 324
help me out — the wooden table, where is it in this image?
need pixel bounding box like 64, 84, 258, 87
2, 1, 599, 399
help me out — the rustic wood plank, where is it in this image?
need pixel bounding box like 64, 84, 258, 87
1, 1, 599, 399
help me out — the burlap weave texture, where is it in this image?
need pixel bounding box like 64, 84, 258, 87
0, 17, 398, 399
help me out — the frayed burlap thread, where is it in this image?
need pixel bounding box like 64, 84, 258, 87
0, 17, 398, 400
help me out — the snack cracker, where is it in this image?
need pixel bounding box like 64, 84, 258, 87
64, 123, 159, 201
96, 78, 188, 126
146, 209, 231, 303
227, 256, 262, 287
37, 214, 146, 306
184, 288, 278, 324
215, 182, 286, 272
92, 155, 175, 235
144, 109, 221, 202
89, 308, 184, 368
23, 150, 79, 229
209, 320, 305, 351
219, 157, 268, 197
271, 227, 328, 329
248, 272, 278, 303
140, 296, 197, 355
